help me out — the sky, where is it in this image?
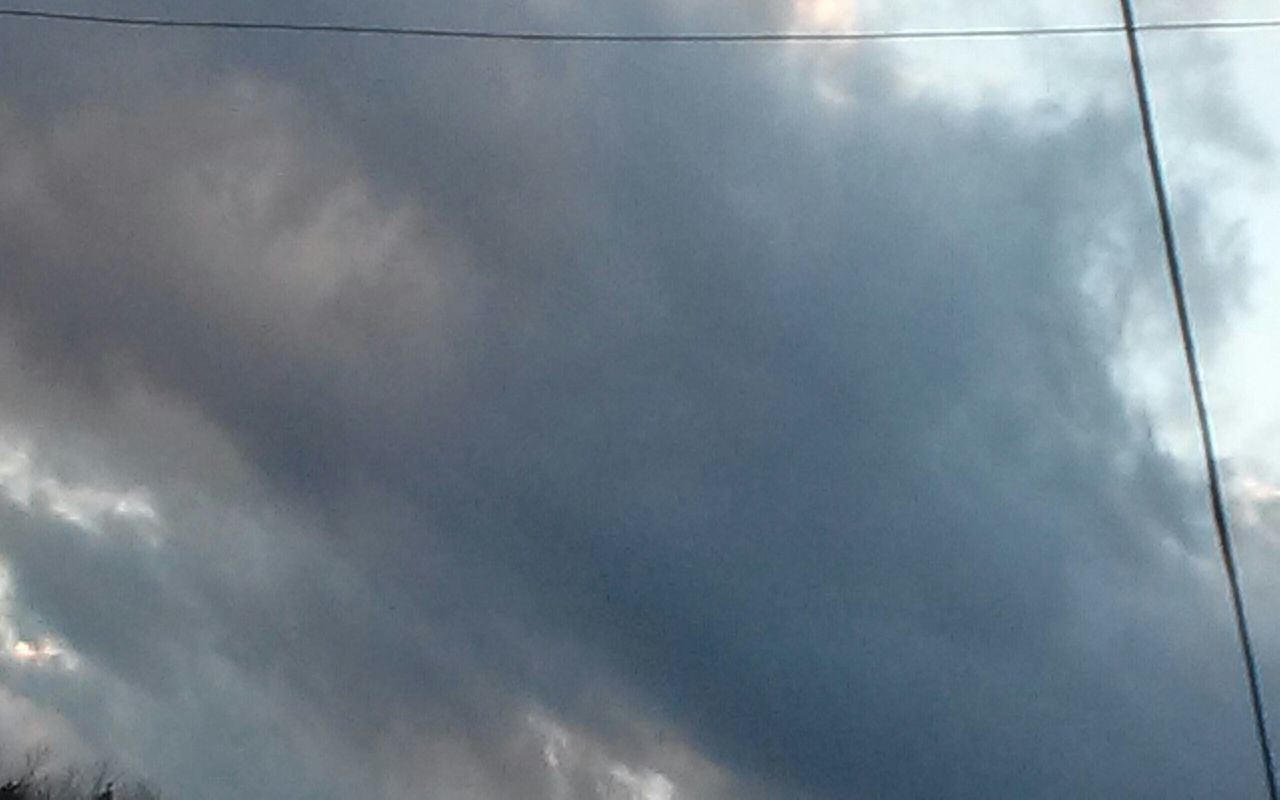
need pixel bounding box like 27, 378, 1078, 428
1, 1, 1279, 798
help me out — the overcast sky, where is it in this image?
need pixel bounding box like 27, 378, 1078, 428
1, 2, 1279, 799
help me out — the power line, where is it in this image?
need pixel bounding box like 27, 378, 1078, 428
0, 7, 1279, 43
1118, 2, 1279, 798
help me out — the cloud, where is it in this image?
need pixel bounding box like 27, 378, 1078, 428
0, 3, 1271, 798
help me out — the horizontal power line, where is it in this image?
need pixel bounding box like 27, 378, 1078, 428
1, 8, 1279, 43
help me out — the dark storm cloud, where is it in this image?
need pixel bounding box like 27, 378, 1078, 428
0, 3, 1271, 798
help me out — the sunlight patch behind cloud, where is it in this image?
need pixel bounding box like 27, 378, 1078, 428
8, 636, 77, 670
793, 0, 856, 30
0, 565, 79, 671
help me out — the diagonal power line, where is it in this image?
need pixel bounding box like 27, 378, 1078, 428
1118, 2, 1279, 798
0, 7, 1278, 43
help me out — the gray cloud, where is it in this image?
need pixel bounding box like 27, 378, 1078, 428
0, 3, 1272, 799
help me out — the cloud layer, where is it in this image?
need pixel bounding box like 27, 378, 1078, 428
0, 3, 1274, 798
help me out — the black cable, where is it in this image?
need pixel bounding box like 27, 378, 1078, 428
1119, 2, 1279, 798
0, 7, 1278, 43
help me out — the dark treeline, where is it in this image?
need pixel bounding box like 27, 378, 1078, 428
0, 751, 157, 800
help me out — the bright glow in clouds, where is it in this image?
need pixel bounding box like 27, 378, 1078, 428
607, 765, 676, 800
793, 0, 856, 30
1232, 474, 1280, 530
529, 712, 679, 800
0, 438, 159, 535
10, 637, 71, 666
1238, 476, 1280, 505
0, 565, 78, 671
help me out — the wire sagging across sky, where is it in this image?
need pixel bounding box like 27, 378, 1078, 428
0, 7, 1279, 43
